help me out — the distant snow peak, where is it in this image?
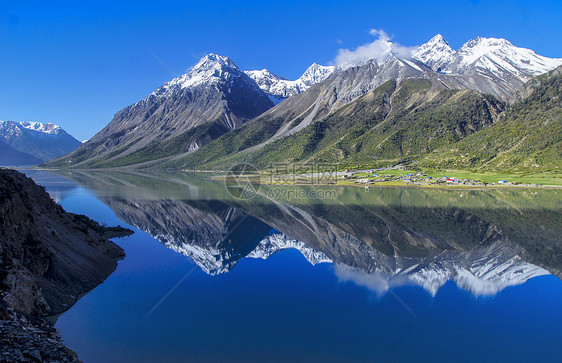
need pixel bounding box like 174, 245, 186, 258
245, 68, 287, 82
19, 121, 61, 135
299, 63, 335, 86
245, 62, 335, 100
412, 34, 562, 81
0, 120, 81, 162
332, 32, 561, 87
0, 120, 62, 135
248, 233, 332, 265
334, 247, 549, 297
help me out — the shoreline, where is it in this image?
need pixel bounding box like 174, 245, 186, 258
214, 176, 562, 190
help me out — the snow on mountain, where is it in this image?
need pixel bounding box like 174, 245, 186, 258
334, 243, 549, 297
160, 232, 331, 275
331, 33, 561, 101
18, 121, 62, 135
245, 69, 288, 89
0, 121, 23, 139
153, 53, 252, 96
163, 237, 237, 275
1, 120, 66, 138
454, 36, 562, 81
0, 120, 81, 162
410, 34, 455, 73
245, 63, 335, 103
247, 233, 332, 265
299, 63, 336, 86
412, 35, 562, 83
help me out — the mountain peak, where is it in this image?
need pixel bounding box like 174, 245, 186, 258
428, 33, 447, 44
191, 53, 239, 73
18, 121, 62, 135
411, 34, 456, 73
460, 36, 512, 51
158, 53, 245, 92
0, 120, 63, 136
300, 63, 335, 86
411, 34, 562, 81
0, 120, 81, 163
245, 62, 335, 102
455, 36, 562, 78
246, 68, 288, 81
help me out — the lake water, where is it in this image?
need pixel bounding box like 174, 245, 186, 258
24, 170, 562, 362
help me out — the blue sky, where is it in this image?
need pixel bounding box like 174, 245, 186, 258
1, 0, 561, 140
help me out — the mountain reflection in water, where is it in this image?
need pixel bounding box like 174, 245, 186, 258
44, 170, 562, 297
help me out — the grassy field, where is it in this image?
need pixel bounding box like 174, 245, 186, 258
426, 170, 562, 185
252, 166, 562, 188
349, 169, 562, 185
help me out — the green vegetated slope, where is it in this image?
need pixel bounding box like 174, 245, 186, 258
177, 79, 505, 169
421, 66, 562, 172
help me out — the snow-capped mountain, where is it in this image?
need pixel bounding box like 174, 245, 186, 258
18, 121, 63, 135
236, 34, 562, 150
47, 38, 562, 169
327, 33, 562, 101
0, 120, 81, 164
412, 34, 562, 86
165, 232, 332, 274
411, 34, 456, 73
236, 55, 437, 146
154, 54, 257, 96
48, 53, 273, 168
247, 233, 332, 266
298, 63, 336, 87
246, 63, 335, 103
335, 242, 549, 297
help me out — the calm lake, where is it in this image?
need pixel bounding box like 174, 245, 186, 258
24, 170, 562, 362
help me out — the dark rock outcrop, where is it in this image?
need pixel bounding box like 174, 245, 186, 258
0, 168, 133, 361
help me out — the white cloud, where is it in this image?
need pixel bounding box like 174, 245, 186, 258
368, 28, 390, 39
334, 264, 414, 297
333, 29, 416, 69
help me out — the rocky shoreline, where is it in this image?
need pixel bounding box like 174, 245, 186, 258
0, 301, 79, 362
0, 168, 133, 361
